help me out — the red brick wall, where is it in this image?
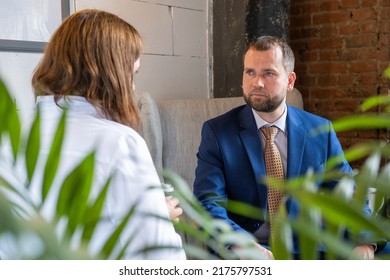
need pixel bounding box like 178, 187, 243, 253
290, 0, 390, 167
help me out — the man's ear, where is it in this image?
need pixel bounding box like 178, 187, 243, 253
287, 72, 296, 92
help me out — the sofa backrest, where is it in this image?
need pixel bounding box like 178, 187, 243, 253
138, 89, 304, 188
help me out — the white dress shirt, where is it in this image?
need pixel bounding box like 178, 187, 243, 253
2, 96, 186, 260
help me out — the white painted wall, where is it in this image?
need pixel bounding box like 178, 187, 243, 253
0, 0, 210, 122
74, 0, 210, 100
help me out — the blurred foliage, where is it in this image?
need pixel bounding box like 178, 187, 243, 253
0, 67, 390, 260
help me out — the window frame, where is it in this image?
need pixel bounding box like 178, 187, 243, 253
0, 0, 71, 53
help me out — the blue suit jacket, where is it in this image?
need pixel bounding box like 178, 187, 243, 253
193, 104, 364, 238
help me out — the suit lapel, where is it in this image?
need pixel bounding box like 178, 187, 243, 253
238, 106, 268, 213
237, 105, 307, 217
286, 106, 306, 179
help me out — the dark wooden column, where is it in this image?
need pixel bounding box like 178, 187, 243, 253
212, 0, 290, 98
212, 0, 248, 98
246, 0, 290, 43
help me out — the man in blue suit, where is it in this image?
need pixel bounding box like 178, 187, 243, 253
193, 36, 375, 259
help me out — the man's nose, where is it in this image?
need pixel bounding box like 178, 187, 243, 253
254, 75, 265, 87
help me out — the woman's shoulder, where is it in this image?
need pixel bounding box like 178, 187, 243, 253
96, 119, 149, 152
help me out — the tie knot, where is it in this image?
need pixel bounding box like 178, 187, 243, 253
261, 126, 279, 141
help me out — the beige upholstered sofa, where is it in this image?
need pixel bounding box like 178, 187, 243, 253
137, 89, 304, 189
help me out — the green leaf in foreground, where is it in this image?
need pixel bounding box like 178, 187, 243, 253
41, 109, 66, 202
25, 110, 41, 184
56, 152, 95, 236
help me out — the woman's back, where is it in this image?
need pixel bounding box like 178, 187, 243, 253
28, 95, 186, 259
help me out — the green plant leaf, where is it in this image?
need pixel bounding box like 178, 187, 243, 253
0, 192, 22, 234
0, 79, 21, 159
163, 170, 217, 234
100, 204, 137, 258
272, 205, 294, 260
354, 152, 381, 208
6, 106, 21, 160
218, 231, 267, 259
360, 95, 390, 112
25, 109, 41, 184
112, 223, 141, 260
227, 200, 264, 220
0, 80, 6, 138
298, 207, 321, 260
374, 162, 390, 196
174, 218, 209, 241
181, 243, 218, 260
292, 189, 390, 240
331, 114, 390, 132
81, 175, 112, 241
56, 152, 95, 235
25, 215, 92, 260
41, 109, 66, 203
326, 142, 377, 169
133, 245, 185, 260
373, 191, 386, 216
290, 218, 355, 259
384, 67, 390, 78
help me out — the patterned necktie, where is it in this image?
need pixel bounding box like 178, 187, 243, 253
260, 126, 284, 240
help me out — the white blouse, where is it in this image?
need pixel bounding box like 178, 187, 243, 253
4, 96, 186, 260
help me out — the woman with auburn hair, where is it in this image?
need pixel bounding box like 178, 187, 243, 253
30, 9, 186, 259
32, 9, 142, 129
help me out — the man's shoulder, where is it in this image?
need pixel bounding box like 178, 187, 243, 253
208, 104, 248, 122
203, 104, 248, 133
288, 105, 331, 125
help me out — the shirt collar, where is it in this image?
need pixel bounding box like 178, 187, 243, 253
35, 95, 105, 118
252, 103, 287, 133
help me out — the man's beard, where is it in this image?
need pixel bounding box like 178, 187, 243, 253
243, 90, 285, 113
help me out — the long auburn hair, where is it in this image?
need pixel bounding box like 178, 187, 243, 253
32, 9, 143, 130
